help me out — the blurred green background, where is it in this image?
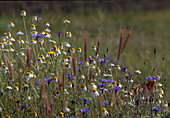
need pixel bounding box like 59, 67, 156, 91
0, 1, 170, 98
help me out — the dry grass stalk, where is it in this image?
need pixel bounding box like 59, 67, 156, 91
58, 76, 61, 92
6, 57, 14, 81
39, 80, 45, 102
89, 67, 93, 83
45, 93, 49, 118
96, 37, 101, 55
121, 31, 132, 55
26, 47, 32, 70
84, 34, 88, 61
72, 55, 76, 76
117, 30, 124, 63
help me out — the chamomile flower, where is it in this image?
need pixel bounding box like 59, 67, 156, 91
63, 107, 70, 113
32, 16, 38, 21
115, 65, 121, 70
21, 10, 26, 16
103, 108, 109, 116
66, 82, 72, 88
25, 72, 33, 81
17, 51, 25, 56
4, 32, 11, 37
53, 77, 58, 83
6, 86, 13, 90
16, 31, 24, 35
31, 24, 36, 30
135, 70, 141, 74
3, 65, 8, 71
90, 89, 99, 97
59, 112, 64, 117
79, 74, 85, 79
45, 22, 50, 27
37, 58, 43, 64
33, 111, 37, 117
103, 73, 112, 77
66, 32, 72, 37
8, 37, 15, 42
71, 48, 75, 53
109, 63, 115, 67
156, 83, 162, 87
77, 47, 81, 53
26, 95, 31, 100
92, 45, 96, 50
64, 89, 69, 95
8, 22, 15, 27
80, 84, 87, 92
44, 28, 51, 33
0, 43, 4, 48
44, 33, 51, 38
88, 83, 97, 89
64, 42, 70, 47
30, 40, 37, 44
40, 55, 45, 60
64, 20, 70, 24
159, 93, 163, 98
22, 82, 29, 89
13, 86, 19, 91
85, 61, 89, 66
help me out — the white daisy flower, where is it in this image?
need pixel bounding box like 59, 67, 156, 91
66, 82, 72, 88
37, 58, 43, 64
26, 95, 31, 100
44, 28, 51, 33
80, 84, 87, 92
90, 89, 99, 97
66, 32, 71, 37
103, 108, 109, 116
45, 22, 50, 27
0, 43, 4, 48
21, 10, 26, 16
63, 107, 70, 113
77, 47, 81, 53
115, 65, 121, 70
64, 20, 70, 24
16, 31, 24, 35
64, 42, 70, 47
17, 51, 25, 56
8, 37, 15, 42
135, 70, 141, 74
8, 22, 15, 27
30, 40, 37, 44
88, 83, 97, 89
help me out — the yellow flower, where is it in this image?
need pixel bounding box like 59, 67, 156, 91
48, 51, 55, 55
21, 10, 26, 16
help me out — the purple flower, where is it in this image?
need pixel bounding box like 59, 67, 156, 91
101, 79, 108, 82
56, 32, 61, 38
80, 108, 90, 113
35, 81, 40, 86
76, 61, 84, 65
19, 104, 26, 109
98, 83, 106, 87
121, 66, 128, 73
65, 74, 74, 78
44, 77, 53, 82
98, 58, 109, 64
113, 86, 121, 91
103, 101, 111, 106
32, 33, 43, 39
152, 107, 161, 111
79, 98, 91, 103
144, 75, 152, 80
107, 79, 113, 83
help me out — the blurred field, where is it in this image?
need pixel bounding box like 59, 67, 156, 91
0, 8, 170, 97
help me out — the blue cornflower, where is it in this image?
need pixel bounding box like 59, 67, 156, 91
35, 81, 40, 86
80, 108, 90, 113
152, 107, 161, 111
103, 101, 111, 106
98, 83, 106, 87
44, 77, 53, 82
56, 32, 61, 38
32, 33, 43, 39
144, 75, 152, 80
98, 58, 109, 64
113, 86, 121, 91
65, 74, 74, 78
121, 66, 128, 73
19, 104, 26, 109
76, 61, 84, 65
79, 98, 91, 103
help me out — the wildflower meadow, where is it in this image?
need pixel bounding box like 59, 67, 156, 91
0, 9, 169, 118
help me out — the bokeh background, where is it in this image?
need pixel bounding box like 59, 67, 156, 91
0, 1, 170, 98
